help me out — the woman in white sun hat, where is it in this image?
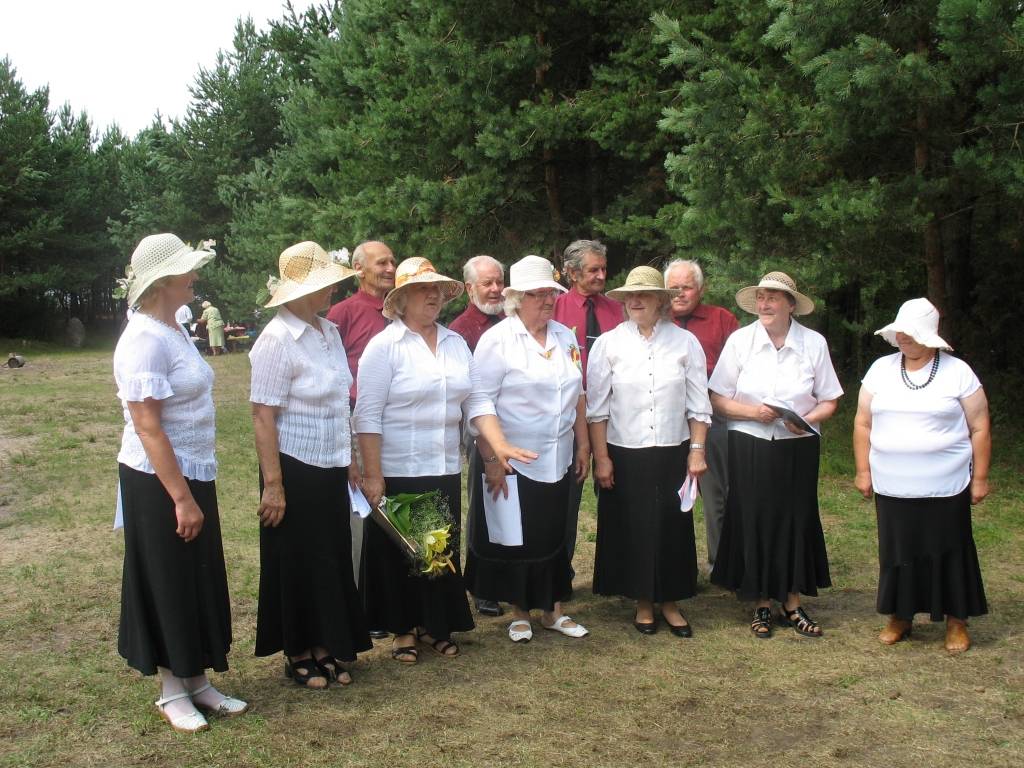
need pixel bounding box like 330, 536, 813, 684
113, 233, 246, 734
354, 257, 534, 663
708, 271, 843, 640
250, 242, 372, 689
465, 255, 592, 643
587, 266, 712, 638
853, 298, 990, 653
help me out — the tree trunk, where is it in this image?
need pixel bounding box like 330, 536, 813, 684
915, 38, 946, 322
535, 31, 563, 260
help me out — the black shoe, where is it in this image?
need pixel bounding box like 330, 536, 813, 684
368, 629, 390, 640
667, 622, 693, 638
476, 599, 504, 617
633, 612, 658, 635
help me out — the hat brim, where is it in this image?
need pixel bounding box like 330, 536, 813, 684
382, 273, 464, 320
874, 324, 953, 351
127, 248, 215, 307
606, 285, 675, 302
265, 263, 358, 308
502, 280, 567, 296
735, 284, 815, 316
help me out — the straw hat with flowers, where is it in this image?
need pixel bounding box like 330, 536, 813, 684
265, 241, 358, 308
382, 257, 464, 320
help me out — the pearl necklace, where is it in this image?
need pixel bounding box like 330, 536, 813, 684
901, 349, 940, 390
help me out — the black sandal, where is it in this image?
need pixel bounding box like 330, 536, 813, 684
417, 630, 459, 657
284, 657, 328, 688
315, 655, 352, 685
391, 645, 419, 664
750, 607, 773, 639
779, 605, 823, 638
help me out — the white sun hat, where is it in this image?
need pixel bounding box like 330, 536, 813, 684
265, 241, 358, 308
606, 266, 674, 301
874, 297, 952, 351
502, 255, 567, 296
123, 234, 215, 307
735, 271, 815, 316
382, 257, 464, 320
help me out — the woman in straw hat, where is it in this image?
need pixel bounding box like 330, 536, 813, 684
708, 271, 843, 639
853, 298, 990, 653
250, 242, 372, 689
199, 300, 226, 355
354, 257, 535, 663
465, 255, 592, 643
113, 234, 246, 734
586, 266, 712, 637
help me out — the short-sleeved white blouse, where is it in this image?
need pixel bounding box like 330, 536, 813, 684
709, 319, 844, 441
113, 312, 217, 480
249, 307, 353, 469
862, 352, 981, 498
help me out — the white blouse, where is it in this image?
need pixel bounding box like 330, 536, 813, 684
709, 319, 844, 441
353, 319, 495, 477
586, 319, 712, 448
473, 316, 583, 483
862, 352, 981, 498
249, 307, 353, 469
114, 312, 217, 480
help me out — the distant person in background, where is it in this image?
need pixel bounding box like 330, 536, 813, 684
175, 303, 193, 336
200, 301, 225, 355
449, 254, 506, 618
664, 259, 739, 575
854, 298, 990, 654
552, 239, 622, 579
113, 233, 246, 734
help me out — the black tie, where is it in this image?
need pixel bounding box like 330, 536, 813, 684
585, 296, 600, 352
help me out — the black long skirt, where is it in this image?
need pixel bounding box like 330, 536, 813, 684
592, 443, 697, 603
360, 474, 474, 638
875, 488, 987, 621
118, 464, 232, 677
711, 431, 831, 603
255, 454, 372, 659
464, 470, 573, 611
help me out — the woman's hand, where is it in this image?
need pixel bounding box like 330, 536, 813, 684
970, 476, 989, 505
175, 496, 205, 542
782, 419, 807, 436
594, 455, 614, 489
258, 481, 286, 527
755, 404, 778, 424
361, 475, 385, 509
574, 442, 591, 482
483, 460, 509, 500
491, 441, 538, 473
687, 448, 707, 478
854, 470, 873, 499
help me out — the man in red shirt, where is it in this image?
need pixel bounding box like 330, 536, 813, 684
553, 239, 623, 580
664, 259, 739, 576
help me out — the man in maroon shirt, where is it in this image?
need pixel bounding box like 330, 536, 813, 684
664, 259, 739, 576
448, 255, 505, 351
553, 239, 623, 580
449, 254, 506, 617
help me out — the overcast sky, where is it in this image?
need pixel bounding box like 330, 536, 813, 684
1, 0, 319, 138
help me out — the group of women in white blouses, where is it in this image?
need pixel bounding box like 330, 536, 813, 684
113, 232, 991, 735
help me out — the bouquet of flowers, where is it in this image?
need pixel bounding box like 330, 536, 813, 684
371, 491, 456, 578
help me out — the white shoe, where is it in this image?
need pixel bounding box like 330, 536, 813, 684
508, 620, 533, 643
542, 615, 589, 638
189, 682, 249, 718
155, 691, 209, 734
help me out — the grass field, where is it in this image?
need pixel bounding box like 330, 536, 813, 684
1, 341, 1022, 768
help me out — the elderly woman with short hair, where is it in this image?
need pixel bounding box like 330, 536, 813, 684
354, 258, 533, 663
200, 300, 226, 355
854, 298, 990, 653
113, 234, 246, 733
250, 242, 372, 690
587, 267, 712, 636
466, 255, 591, 643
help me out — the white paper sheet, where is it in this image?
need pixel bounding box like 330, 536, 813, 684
678, 473, 699, 512
349, 483, 372, 518
481, 474, 524, 546
113, 483, 124, 530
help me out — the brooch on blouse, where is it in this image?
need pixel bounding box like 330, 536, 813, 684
568, 344, 582, 371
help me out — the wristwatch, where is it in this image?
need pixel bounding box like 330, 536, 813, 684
689, 442, 705, 451
483, 455, 499, 464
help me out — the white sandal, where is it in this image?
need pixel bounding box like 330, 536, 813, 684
542, 615, 589, 638
155, 691, 209, 734
188, 682, 249, 717
508, 620, 533, 643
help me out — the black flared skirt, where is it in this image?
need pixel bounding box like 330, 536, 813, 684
875, 488, 987, 621
464, 470, 573, 611
360, 473, 474, 638
711, 431, 831, 602
592, 443, 697, 603
255, 454, 372, 659
117, 464, 232, 677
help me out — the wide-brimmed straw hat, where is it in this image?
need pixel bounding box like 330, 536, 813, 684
606, 266, 674, 301
382, 257, 464, 320
874, 298, 952, 351
265, 241, 358, 308
735, 271, 815, 316
502, 255, 567, 296
122, 234, 215, 307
